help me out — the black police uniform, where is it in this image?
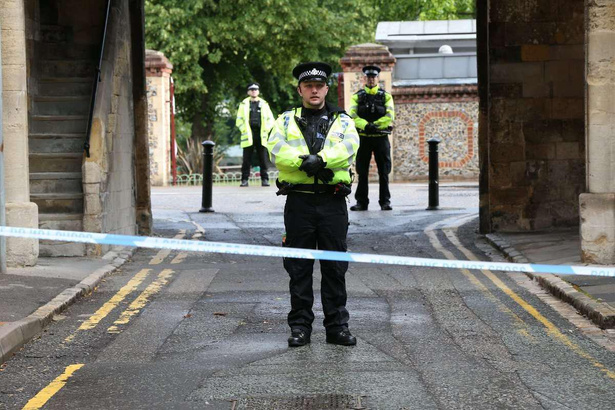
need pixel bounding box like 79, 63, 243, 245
269, 62, 359, 347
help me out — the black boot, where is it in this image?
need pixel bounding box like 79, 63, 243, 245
288, 329, 310, 347
350, 203, 368, 211
326, 329, 356, 346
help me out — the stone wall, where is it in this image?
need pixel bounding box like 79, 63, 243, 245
392, 85, 478, 181
481, 0, 586, 231
83, 0, 136, 255
581, 0, 615, 263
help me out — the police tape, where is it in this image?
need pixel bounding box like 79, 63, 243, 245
1, 226, 614, 278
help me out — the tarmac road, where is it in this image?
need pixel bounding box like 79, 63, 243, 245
1, 183, 615, 409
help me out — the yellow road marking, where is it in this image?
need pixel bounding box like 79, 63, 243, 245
107, 269, 174, 333
425, 216, 530, 335
171, 252, 188, 264
171, 231, 201, 264
22, 364, 84, 410
440, 217, 615, 380
65, 269, 151, 342
149, 230, 186, 265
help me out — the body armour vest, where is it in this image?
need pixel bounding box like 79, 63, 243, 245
356, 89, 387, 123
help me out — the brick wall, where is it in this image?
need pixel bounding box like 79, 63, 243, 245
483, 0, 585, 231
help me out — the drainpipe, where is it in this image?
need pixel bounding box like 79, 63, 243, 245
0, 23, 6, 274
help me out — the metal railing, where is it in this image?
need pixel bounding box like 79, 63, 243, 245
84, 0, 112, 157
175, 171, 279, 186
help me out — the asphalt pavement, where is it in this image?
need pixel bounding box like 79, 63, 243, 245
1, 182, 614, 365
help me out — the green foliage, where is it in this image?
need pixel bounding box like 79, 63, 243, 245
370, 0, 475, 21
146, 0, 372, 131
147, 0, 475, 169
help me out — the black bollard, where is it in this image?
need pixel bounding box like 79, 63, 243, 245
426, 137, 441, 210
199, 140, 215, 213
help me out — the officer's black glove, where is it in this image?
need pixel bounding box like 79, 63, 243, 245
316, 168, 334, 184
298, 154, 324, 176
364, 123, 378, 134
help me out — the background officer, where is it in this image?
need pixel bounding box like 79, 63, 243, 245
348, 65, 395, 211
235, 82, 275, 187
266, 62, 360, 347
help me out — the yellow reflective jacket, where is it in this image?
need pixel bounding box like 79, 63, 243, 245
348, 85, 395, 136
235, 97, 275, 148
267, 104, 359, 185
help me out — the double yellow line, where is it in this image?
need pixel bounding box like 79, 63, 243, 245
427, 214, 615, 380
24, 230, 188, 409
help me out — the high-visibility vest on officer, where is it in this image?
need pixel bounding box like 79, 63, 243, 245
266, 62, 359, 348
348, 65, 395, 211
235, 82, 275, 187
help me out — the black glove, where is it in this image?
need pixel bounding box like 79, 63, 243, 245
364, 123, 378, 134
316, 168, 334, 184
299, 154, 324, 176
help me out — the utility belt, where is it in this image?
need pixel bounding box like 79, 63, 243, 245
275, 179, 352, 197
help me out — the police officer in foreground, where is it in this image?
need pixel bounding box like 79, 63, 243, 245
266, 62, 360, 347
349, 65, 395, 211
235, 82, 275, 187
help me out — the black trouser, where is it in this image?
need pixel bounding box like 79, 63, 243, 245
355, 135, 391, 206
241, 126, 269, 182
283, 192, 349, 334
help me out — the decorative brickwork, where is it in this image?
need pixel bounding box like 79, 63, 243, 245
392, 100, 478, 181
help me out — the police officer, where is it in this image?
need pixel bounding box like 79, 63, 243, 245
267, 62, 360, 347
349, 65, 395, 211
235, 82, 275, 187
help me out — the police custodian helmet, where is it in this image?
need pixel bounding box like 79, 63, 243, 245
292, 62, 332, 83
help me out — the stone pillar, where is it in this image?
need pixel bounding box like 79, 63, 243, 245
145, 50, 173, 187
582, 0, 615, 264
1, 0, 38, 266
339, 43, 396, 112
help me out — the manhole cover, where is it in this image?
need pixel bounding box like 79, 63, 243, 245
231, 394, 368, 410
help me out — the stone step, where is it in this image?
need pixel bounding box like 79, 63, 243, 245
29, 152, 83, 173
30, 172, 82, 194
41, 59, 97, 78
31, 193, 84, 214
30, 115, 88, 134
39, 43, 98, 61
32, 96, 91, 116
38, 214, 86, 257
29, 133, 85, 154
39, 77, 93, 96
40, 24, 71, 44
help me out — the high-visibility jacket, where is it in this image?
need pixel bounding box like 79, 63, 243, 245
267, 105, 359, 185
348, 85, 395, 136
235, 97, 275, 148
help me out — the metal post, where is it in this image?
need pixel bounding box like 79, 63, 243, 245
169, 77, 177, 186
426, 137, 441, 211
199, 140, 215, 213
0, 23, 6, 273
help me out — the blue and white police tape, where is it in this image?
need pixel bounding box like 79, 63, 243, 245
1, 226, 614, 278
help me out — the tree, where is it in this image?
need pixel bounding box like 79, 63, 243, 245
145, 0, 475, 173
146, 0, 372, 149
370, 0, 475, 22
